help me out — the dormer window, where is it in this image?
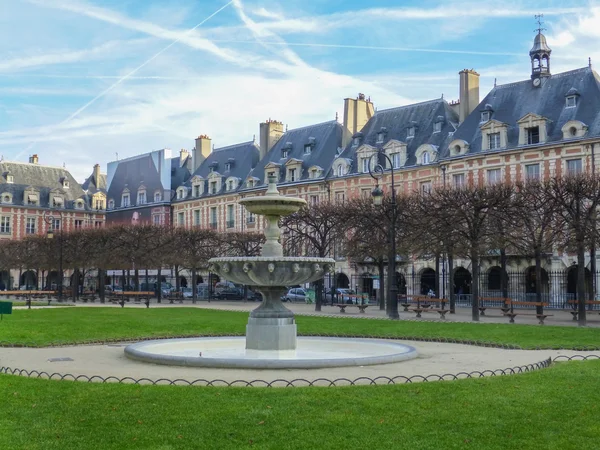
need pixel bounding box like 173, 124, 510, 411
154, 192, 161, 202
210, 181, 218, 194
527, 126, 540, 145
376, 127, 387, 144
481, 111, 491, 122
407, 127, 415, 138
337, 165, 343, 177
227, 180, 235, 191
304, 144, 312, 155
422, 152, 431, 164
122, 193, 130, 207
225, 163, 231, 171
137, 191, 146, 204
75, 200, 84, 210
209, 167, 214, 174
2, 194, 11, 204
282, 149, 288, 158
566, 96, 577, 108
6, 174, 13, 184
352, 133, 363, 146
52, 196, 64, 208
62, 180, 69, 189
434, 122, 442, 133
392, 153, 401, 169
193, 184, 201, 197
108, 199, 115, 210
247, 179, 254, 188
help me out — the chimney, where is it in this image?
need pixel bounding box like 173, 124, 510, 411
342, 93, 375, 148
93, 163, 101, 186
458, 69, 480, 123
193, 135, 212, 171
259, 119, 284, 159
29, 154, 39, 164
179, 149, 190, 166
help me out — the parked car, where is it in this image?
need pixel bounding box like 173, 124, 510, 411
282, 287, 308, 303
140, 282, 174, 297
104, 285, 123, 293
214, 287, 244, 300
182, 286, 210, 300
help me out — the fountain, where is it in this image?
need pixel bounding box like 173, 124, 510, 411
125, 178, 417, 369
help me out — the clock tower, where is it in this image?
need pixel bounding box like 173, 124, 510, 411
530, 14, 552, 85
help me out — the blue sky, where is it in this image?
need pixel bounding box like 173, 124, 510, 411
0, 0, 598, 181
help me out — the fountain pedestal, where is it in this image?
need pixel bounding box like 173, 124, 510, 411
246, 286, 296, 351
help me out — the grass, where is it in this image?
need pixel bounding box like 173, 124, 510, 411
0, 307, 599, 349
0, 360, 598, 449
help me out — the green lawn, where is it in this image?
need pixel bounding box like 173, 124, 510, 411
0, 360, 598, 449
0, 307, 599, 349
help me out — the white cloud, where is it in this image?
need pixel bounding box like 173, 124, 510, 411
251, 7, 284, 21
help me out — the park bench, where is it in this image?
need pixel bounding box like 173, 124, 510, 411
478, 297, 511, 316
334, 303, 369, 313
503, 301, 552, 325
402, 296, 449, 319
566, 300, 600, 320
167, 291, 185, 304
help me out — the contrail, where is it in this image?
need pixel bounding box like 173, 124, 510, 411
18, 1, 233, 157
211, 40, 522, 57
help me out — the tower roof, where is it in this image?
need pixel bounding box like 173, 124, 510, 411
530, 32, 552, 55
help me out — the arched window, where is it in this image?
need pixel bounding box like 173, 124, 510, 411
337, 165, 343, 177
422, 152, 430, 164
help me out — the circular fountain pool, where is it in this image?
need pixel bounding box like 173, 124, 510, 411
125, 336, 418, 369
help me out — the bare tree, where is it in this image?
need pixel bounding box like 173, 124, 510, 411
548, 173, 600, 326
281, 201, 344, 311
427, 183, 514, 321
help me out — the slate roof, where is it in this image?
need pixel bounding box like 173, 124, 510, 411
174, 141, 260, 201
170, 155, 192, 195
106, 153, 167, 208
336, 99, 459, 173
448, 67, 600, 157
81, 172, 107, 194
0, 161, 90, 210
242, 120, 342, 188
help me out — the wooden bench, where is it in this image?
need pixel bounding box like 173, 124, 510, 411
477, 297, 511, 315
403, 296, 449, 319
334, 303, 369, 313
566, 300, 600, 320
503, 301, 552, 325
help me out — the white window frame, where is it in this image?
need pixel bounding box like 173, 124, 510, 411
487, 168, 502, 184
376, 132, 385, 144
433, 122, 442, 133
420, 181, 432, 195
122, 194, 130, 207
361, 158, 369, 173
525, 163, 540, 180
453, 173, 465, 188
108, 199, 115, 210
0, 216, 11, 234
154, 192, 161, 202
422, 152, 431, 165
566, 96, 577, 108
26, 217, 36, 234
488, 133, 501, 150
194, 210, 201, 226
407, 127, 415, 138
336, 164, 344, 177
566, 158, 582, 175
304, 144, 312, 155
481, 111, 491, 122
137, 191, 146, 205
177, 212, 184, 226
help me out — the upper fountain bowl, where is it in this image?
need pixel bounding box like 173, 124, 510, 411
239, 195, 306, 217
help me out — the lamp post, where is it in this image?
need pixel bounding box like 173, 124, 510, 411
368, 150, 399, 320
440, 164, 447, 302
44, 211, 64, 302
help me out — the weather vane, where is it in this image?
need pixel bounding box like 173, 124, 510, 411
534, 14, 546, 34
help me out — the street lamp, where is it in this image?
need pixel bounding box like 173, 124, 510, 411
440, 164, 447, 303
44, 211, 64, 302
368, 150, 400, 320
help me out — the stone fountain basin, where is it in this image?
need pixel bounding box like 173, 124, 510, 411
209, 257, 335, 286
239, 197, 306, 216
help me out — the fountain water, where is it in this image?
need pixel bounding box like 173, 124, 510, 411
125, 178, 417, 369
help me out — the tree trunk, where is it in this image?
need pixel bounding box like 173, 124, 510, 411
577, 243, 587, 326
534, 250, 543, 315
500, 249, 508, 299
72, 269, 79, 301
157, 268, 162, 303
590, 245, 596, 306
378, 261, 386, 310
471, 250, 480, 322
175, 265, 180, 294
134, 269, 140, 291
448, 253, 455, 313
99, 268, 105, 303
314, 278, 323, 312
192, 268, 197, 303
435, 254, 440, 298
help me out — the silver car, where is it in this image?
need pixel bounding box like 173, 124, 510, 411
282, 288, 308, 302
